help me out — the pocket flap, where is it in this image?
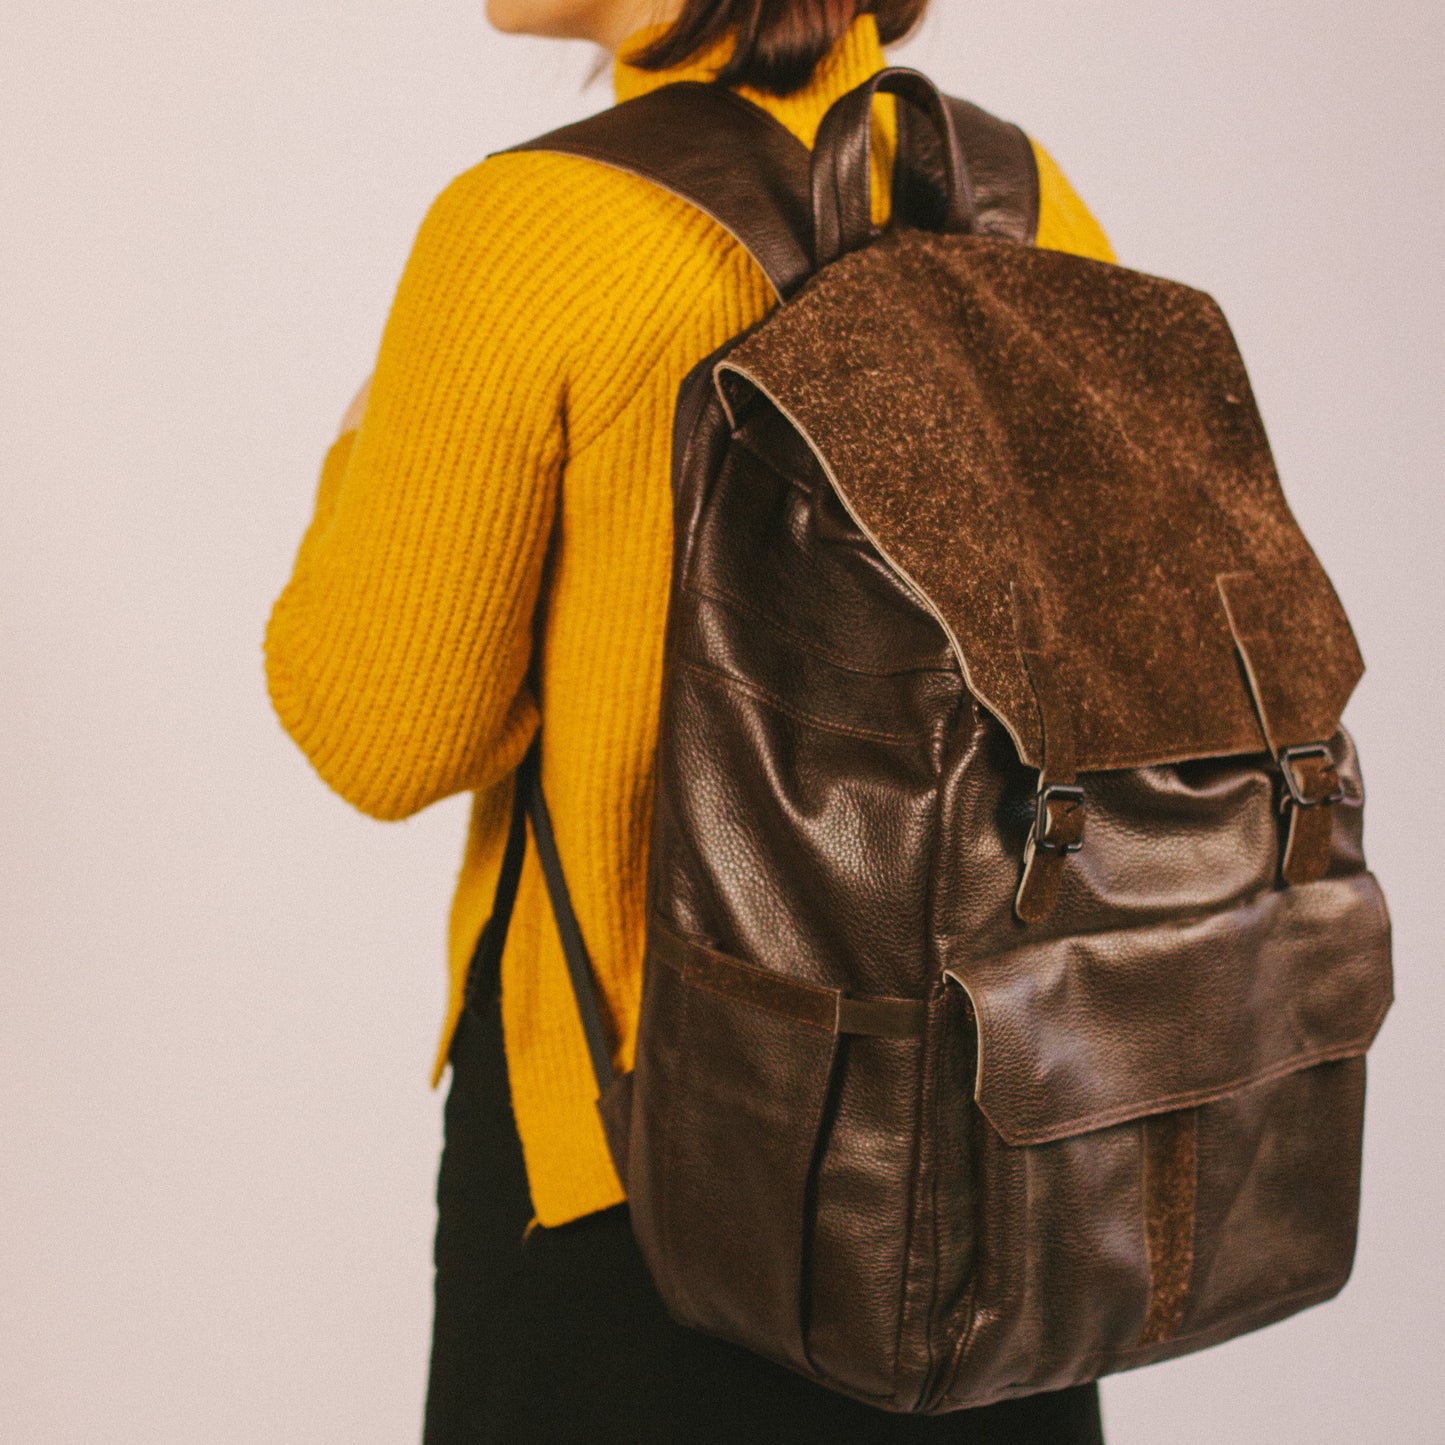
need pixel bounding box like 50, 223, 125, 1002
945, 872, 1392, 1147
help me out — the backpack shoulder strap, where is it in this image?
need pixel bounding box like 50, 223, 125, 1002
509, 81, 1040, 299
511, 82, 815, 299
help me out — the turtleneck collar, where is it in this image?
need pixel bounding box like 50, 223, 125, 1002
613, 13, 888, 150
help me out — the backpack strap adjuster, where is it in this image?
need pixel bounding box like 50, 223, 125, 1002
1033, 783, 1086, 855
1015, 780, 1086, 923
1216, 572, 1347, 887
1275, 742, 1344, 888
1278, 743, 1344, 810
1010, 581, 1083, 923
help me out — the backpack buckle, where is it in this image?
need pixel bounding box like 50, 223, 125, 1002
1275, 744, 1342, 887
1033, 783, 1086, 855
1015, 781, 1086, 923
1278, 744, 1344, 810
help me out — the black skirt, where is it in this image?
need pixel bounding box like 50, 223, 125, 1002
423, 988, 1105, 1445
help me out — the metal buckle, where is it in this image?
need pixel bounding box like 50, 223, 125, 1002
1278, 744, 1344, 810
1033, 783, 1086, 855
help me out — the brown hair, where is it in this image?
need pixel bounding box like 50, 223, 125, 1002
633, 1, 929, 97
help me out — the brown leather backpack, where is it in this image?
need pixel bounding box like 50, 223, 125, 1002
470, 69, 1393, 1413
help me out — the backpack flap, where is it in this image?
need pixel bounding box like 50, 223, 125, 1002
943, 866, 1392, 1150
716, 230, 1364, 908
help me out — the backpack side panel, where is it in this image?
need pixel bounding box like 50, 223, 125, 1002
631, 364, 966, 1401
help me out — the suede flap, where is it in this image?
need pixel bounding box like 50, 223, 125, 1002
716, 231, 1363, 772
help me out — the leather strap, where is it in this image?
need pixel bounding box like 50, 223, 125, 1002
463, 738, 620, 1096
509, 76, 1040, 299
811, 67, 977, 269
461, 749, 531, 1014
512, 83, 814, 300
521, 748, 619, 1093
464, 739, 636, 1177
650, 920, 929, 1039
899, 95, 1040, 245
1217, 573, 1343, 886
1011, 582, 1085, 923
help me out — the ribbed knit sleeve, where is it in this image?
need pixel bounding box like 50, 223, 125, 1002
265, 161, 571, 821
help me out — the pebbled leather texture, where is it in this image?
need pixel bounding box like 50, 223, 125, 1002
632, 339, 1392, 1408
503, 71, 1391, 1415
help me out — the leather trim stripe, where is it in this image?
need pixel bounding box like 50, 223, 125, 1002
1139, 1109, 1199, 1345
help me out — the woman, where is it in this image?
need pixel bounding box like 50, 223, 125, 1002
267, 1, 1115, 1439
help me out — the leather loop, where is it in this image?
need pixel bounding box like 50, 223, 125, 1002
835, 993, 931, 1040
1011, 582, 1083, 923
1278, 745, 1344, 885
1217, 573, 1343, 886
650, 920, 928, 1039
811, 67, 978, 270
896, 97, 1040, 244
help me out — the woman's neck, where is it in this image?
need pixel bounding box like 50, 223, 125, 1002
486, 0, 682, 54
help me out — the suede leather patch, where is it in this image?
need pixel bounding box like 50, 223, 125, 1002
718, 232, 1363, 773
1140, 1109, 1198, 1345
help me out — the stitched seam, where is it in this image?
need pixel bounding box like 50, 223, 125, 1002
977, 1024, 1389, 1148
676, 657, 926, 743
650, 922, 836, 1029
911, 728, 956, 1406
893, 985, 942, 1408
561, 236, 763, 459
936, 1129, 1004, 1404
652, 920, 930, 1036
686, 579, 955, 678
681, 964, 833, 1032
940, 867, 1382, 957
918, 993, 946, 1407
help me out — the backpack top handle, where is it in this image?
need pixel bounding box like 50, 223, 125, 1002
811, 67, 980, 270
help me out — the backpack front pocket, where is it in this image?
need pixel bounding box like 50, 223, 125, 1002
931, 869, 1392, 1410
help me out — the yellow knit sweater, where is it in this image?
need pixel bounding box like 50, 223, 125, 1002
265, 16, 1115, 1226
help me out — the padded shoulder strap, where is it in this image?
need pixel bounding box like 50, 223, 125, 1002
510, 80, 1040, 299
512, 83, 815, 299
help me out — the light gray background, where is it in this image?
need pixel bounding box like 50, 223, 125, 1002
3, 2, 1440, 1440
